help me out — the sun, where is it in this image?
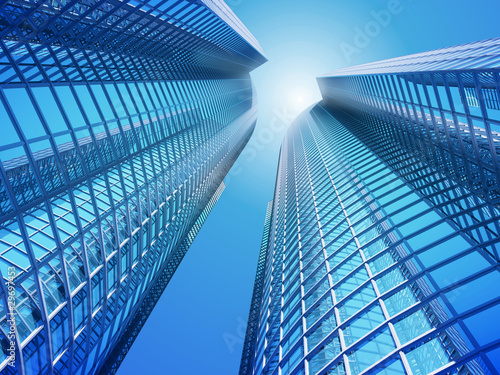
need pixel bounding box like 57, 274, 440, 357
282, 84, 319, 116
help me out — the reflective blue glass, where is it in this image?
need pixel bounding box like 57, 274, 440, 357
242, 38, 500, 375
0, 0, 266, 374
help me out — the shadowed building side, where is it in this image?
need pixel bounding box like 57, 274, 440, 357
0, 0, 266, 374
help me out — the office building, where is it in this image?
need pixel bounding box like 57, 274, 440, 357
241, 39, 500, 375
0, 0, 266, 374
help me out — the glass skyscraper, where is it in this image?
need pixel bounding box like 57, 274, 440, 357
241, 39, 500, 375
0, 0, 265, 374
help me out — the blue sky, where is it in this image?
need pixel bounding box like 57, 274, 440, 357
118, 1, 500, 374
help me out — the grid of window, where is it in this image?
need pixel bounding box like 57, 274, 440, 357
100, 181, 227, 374
0, 1, 266, 374
245, 39, 500, 375
321, 38, 500, 77
318, 39, 500, 211
0, 0, 266, 83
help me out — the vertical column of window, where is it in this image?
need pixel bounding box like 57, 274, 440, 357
355, 76, 377, 119
280, 135, 303, 375
272, 145, 289, 373
379, 75, 408, 145
208, 80, 223, 126
183, 80, 204, 186
214, 80, 230, 131
73, 181, 107, 375
220, 79, 234, 126
118, 82, 150, 152
130, 82, 158, 144
354, 76, 367, 112
349, 76, 382, 136
299, 118, 352, 375
380, 75, 421, 165
136, 149, 158, 286
100, 83, 138, 156
353, 73, 383, 126
116, 160, 136, 295
431, 73, 471, 185
220, 80, 232, 125
397, 75, 428, 154
198, 80, 216, 121
366, 76, 382, 114
423, 75, 455, 173
88, 82, 129, 162
191, 80, 210, 127
284, 123, 327, 375
171, 82, 190, 184
374, 75, 396, 133
179, 81, 202, 140
200, 80, 217, 153
405, 75, 444, 175
392, 75, 421, 157
388, 75, 405, 121
454, 72, 494, 203
301, 117, 397, 375
145, 82, 170, 143
91, 173, 118, 352
170, 81, 189, 130
381, 75, 409, 143
122, 157, 143, 305
263, 209, 283, 374
170, 82, 189, 187
189, 81, 210, 182
129, 154, 148, 274
64, 49, 121, 165
101, 170, 125, 317
287, 131, 311, 375
281, 143, 302, 348
254, 154, 285, 375
63, 181, 96, 375
490, 70, 500, 133
471, 71, 500, 207
189, 131, 204, 201
156, 81, 178, 135
261, 142, 288, 375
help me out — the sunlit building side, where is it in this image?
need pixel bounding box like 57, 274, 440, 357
242, 38, 500, 375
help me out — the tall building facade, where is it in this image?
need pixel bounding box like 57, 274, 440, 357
241, 39, 500, 375
0, 0, 265, 374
